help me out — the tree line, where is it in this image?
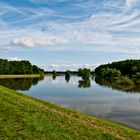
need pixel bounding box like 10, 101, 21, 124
0, 59, 44, 74
95, 59, 140, 78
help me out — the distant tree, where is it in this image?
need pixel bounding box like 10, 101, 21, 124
78, 68, 91, 80
32, 65, 40, 74
0, 58, 44, 74
131, 66, 137, 75
52, 70, 57, 76
95, 59, 140, 77
52, 70, 57, 80
132, 72, 140, 84
91, 71, 95, 76
100, 68, 121, 78
65, 70, 71, 82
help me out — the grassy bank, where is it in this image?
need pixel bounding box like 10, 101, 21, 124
0, 74, 42, 79
0, 86, 140, 140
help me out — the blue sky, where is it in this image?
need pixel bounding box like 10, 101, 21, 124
0, 0, 140, 70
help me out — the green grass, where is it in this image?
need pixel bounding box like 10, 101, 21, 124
0, 74, 42, 79
0, 86, 140, 140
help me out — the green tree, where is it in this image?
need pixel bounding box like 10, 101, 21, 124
52, 70, 57, 80
95, 59, 140, 77
0, 58, 44, 74
78, 68, 91, 80
100, 68, 121, 78
132, 72, 140, 84
65, 70, 71, 82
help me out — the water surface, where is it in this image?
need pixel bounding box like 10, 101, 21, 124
1, 76, 140, 130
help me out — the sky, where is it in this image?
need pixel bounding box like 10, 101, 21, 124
0, 0, 140, 71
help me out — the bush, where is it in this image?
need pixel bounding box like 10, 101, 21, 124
52, 70, 57, 76
116, 76, 134, 86
78, 68, 91, 80
65, 70, 71, 82
95, 59, 140, 76
52, 70, 57, 80
132, 72, 140, 84
100, 68, 121, 78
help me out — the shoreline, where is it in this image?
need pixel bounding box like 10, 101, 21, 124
0, 74, 43, 79
0, 85, 139, 139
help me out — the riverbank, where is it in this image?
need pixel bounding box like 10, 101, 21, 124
0, 74, 43, 79
0, 86, 139, 140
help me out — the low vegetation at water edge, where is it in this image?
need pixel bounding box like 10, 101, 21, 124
95, 59, 140, 85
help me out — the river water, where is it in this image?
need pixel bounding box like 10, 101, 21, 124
1, 76, 140, 130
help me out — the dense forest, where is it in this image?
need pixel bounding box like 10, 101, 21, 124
94, 59, 140, 87
95, 59, 140, 77
0, 59, 44, 74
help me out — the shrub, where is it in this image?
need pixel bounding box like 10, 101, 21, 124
65, 70, 71, 82
132, 72, 140, 84
78, 68, 91, 80
116, 76, 134, 86
100, 68, 121, 78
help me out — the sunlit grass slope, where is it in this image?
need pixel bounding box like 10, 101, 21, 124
0, 74, 42, 79
0, 86, 139, 140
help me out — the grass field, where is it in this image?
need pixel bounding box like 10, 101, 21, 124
0, 74, 42, 79
0, 86, 140, 140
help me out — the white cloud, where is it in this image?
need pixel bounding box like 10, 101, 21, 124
12, 37, 35, 48
8, 57, 21, 61
0, 0, 140, 56
11, 37, 67, 48
74, 31, 112, 45
1, 9, 140, 55
46, 64, 99, 71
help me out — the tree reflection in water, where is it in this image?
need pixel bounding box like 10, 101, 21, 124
78, 79, 91, 88
65, 76, 70, 83
0, 77, 44, 91
52, 75, 56, 80
95, 77, 140, 93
